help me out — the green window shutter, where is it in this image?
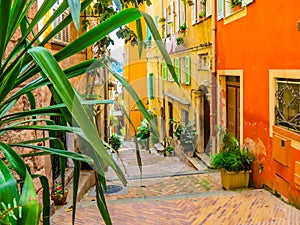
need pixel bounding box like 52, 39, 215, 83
175, 58, 181, 84
148, 73, 154, 100
170, 59, 175, 82
242, 0, 254, 7
185, 56, 191, 85
217, 0, 225, 20
162, 61, 167, 80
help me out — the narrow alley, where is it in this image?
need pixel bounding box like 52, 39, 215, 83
51, 142, 300, 224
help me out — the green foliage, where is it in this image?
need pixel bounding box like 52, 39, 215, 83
161, 136, 174, 154
0, 198, 22, 225
109, 133, 122, 151
211, 133, 255, 172
137, 119, 150, 140
176, 37, 184, 45
199, 11, 206, 18
169, 119, 183, 140
0, 0, 178, 224
179, 22, 187, 31
230, 0, 242, 8
52, 181, 67, 199
180, 123, 198, 146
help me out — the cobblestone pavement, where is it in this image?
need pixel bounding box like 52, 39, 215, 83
51, 144, 300, 225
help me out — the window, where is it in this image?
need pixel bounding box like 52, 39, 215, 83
164, 2, 175, 38
197, 54, 210, 71
162, 61, 168, 80
52, 0, 70, 44
217, 0, 254, 20
181, 56, 191, 85
176, 0, 186, 31
193, 0, 212, 24
275, 79, 300, 134
181, 109, 189, 125
168, 59, 175, 81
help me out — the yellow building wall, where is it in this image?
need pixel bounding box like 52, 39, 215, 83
146, 0, 213, 152
123, 5, 149, 138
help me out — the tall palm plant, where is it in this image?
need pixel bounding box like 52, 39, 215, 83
0, 0, 177, 224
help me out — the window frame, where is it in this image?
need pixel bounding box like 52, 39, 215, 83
275, 79, 300, 134
52, 0, 70, 45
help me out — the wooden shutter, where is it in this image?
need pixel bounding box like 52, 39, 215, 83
185, 56, 191, 85
192, 0, 197, 24
162, 61, 168, 80
206, 0, 212, 16
169, 59, 175, 81
175, 58, 181, 83
217, 0, 225, 20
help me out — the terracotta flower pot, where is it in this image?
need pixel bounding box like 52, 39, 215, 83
233, 4, 241, 12
51, 192, 68, 205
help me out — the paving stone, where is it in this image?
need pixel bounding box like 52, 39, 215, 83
51, 142, 300, 225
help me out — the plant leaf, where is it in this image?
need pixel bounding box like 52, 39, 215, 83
28, 46, 127, 185
68, 0, 81, 31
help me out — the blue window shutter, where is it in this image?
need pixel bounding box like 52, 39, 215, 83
162, 61, 167, 80
217, 0, 224, 20
185, 56, 191, 85
175, 58, 181, 83
148, 73, 154, 100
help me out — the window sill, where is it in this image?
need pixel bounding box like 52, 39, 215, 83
273, 125, 300, 142
193, 15, 212, 26
51, 40, 69, 47
223, 7, 247, 25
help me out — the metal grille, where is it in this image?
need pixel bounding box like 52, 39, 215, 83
275, 79, 300, 134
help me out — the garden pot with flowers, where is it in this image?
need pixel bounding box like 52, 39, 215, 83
51, 181, 68, 205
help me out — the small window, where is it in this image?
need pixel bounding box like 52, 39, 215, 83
181, 109, 189, 125
275, 79, 300, 134
218, 0, 254, 19
197, 54, 210, 71
52, 1, 70, 44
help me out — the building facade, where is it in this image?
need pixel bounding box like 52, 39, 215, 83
216, 0, 300, 205
146, 0, 214, 158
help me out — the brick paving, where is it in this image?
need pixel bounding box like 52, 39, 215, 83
51, 143, 300, 224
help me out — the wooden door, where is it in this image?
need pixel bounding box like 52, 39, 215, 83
226, 80, 240, 140
168, 102, 173, 137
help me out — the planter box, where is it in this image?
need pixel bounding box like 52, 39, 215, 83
51, 192, 68, 205
221, 169, 251, 190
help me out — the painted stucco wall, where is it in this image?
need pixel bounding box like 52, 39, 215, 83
217, 0, 300, 204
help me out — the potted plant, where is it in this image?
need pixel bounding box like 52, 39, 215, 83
51, 181, 68, 205
179, 23, 187, 33
161, 136, 174, 157
137, 118, 151, 150
187, 0, 194, 6
199, 11, 206, 19
176, 37, 185, 45
230, 0, 242, 11
211, 132, 255, 190
179, 123, 198, 152
159, 17, 166, 23
109, 133, 122, 153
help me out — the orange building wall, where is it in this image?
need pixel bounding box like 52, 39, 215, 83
217, 0, 300, 204
123, 6, 149, 137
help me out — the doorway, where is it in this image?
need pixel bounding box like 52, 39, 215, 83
226, 76, 240, 140
168, 101, 173, 137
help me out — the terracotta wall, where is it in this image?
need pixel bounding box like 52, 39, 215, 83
217, 0, 300, 204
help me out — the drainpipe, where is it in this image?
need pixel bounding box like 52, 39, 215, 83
211, 0, 217, 154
